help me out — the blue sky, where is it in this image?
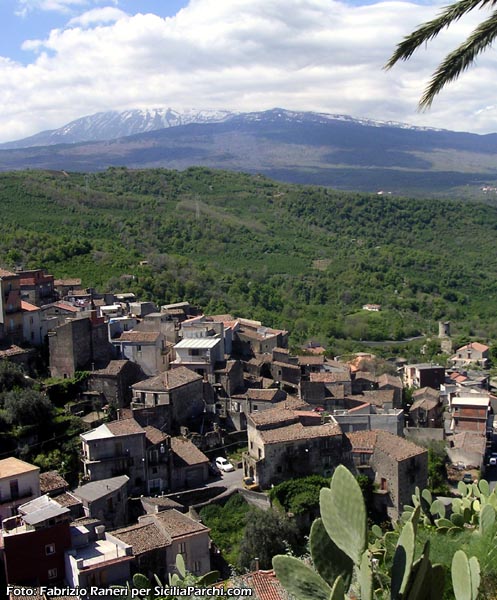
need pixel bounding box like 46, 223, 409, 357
0, 1, 188, 63
1, 0, 497, 143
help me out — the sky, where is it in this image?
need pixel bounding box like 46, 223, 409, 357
1, 0, 497, 143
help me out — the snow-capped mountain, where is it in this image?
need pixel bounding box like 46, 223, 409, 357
1, 107, 495, 197
0, 108, 236, 149
0, 107, 441, 149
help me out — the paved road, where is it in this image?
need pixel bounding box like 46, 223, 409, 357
206, 467, 243, 491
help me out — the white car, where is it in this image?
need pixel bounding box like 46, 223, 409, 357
215, 457, 235, 472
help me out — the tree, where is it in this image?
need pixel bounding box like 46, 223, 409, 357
386, 0, 497, 108
3, 389, 53, 426
239, 508, 300, 570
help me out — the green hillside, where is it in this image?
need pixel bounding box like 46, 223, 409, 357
1, 167, 496, 346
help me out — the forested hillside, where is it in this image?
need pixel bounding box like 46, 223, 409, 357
1, 167, 496, 345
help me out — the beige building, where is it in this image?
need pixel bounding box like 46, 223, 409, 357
0, 457, 41, 524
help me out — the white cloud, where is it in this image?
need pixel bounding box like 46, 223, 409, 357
68, 7, 127, 26
15, 0, 117, 16
3, 0, 497, 143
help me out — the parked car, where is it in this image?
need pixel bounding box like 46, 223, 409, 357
242, 476, 260, 491
488, 453, 497, 466
462, 473, 474, 484
208, 462, 221, 476
215, 457, 235, 472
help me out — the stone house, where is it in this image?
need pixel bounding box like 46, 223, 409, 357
0, 269, 23, 344
80, 417, 208, 496
233, 319, 288, 357
311, 370, 352, 395
352, 371, 377, 393
0, 458, 40, 525
297, 355, 325, 378
113, 330, 169, 376
113, 509, 211, 582
409, 387, 443, 428
377, 373, 403, 407
53, 277, 82, 298
450, 342, 490, 368
346, 430, 428, 520
87, 359, 145, 409
170, 438, 210, 490
18, 269, 55, 306
48, 314, 113, 378
144, 426, 172, 495
80, 419, 147, 494
224, 387, 287, 430
131, 367, 204, 433
71, 476, 129, 529
403, 363, 445, 390
243, 402, 344, 488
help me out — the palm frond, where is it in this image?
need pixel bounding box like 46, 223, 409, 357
419, 9, 497, 107
385, 0, 497, 68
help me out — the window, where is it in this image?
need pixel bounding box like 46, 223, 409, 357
178, 542, 186, 554
137, 345, 142, 352
194, 561, 201, 574
48, 568, 57, 580
45, 543, 56, 556
190, 349, 200, 356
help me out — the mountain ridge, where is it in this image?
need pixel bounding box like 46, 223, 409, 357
2, 108, 497, 198
1, 107, 445, 149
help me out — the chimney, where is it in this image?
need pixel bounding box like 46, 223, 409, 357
254, 557, 260, 572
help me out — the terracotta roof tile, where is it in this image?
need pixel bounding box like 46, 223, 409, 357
40, 470, 68, 494
52, 301, 79, 313
21, 300, 39, 312
249, 400, 310, 426
144, 426, 168, 446
0, 345, 31, 358
246, 389, 285, 402
106, 418, 145, 436
377, 373, 403, 388
347, 430, 426, 461
311, 371, 351, 383
297, 355, 324, 365
457, 342, 489, 353
93, 360, 131, 376
260, 420, 342, 444
154, 509, 209, 538
132, 367, 202, 392
113, 521, 171, 554
118, 330, 160, 343
244, 570, 288, 600
54, 492, 82, 508
0, 268, 17, 278
171, 437, 209, 466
